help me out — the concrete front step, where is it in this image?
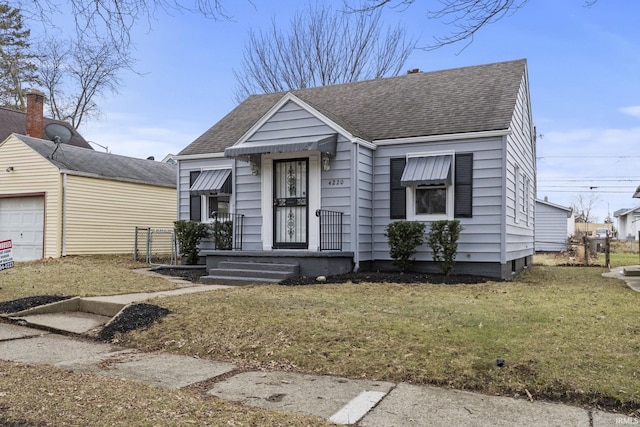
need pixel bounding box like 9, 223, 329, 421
623, 266, 640, 276
218, 261, 300, 273
202, 261, 300, 285
200, 275, 284, 286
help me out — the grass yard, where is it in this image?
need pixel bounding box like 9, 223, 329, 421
1, 255, 639, 423
0, 255, 176, 299
123, 266, 640, 412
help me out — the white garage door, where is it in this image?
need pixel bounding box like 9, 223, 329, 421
0, 197, 45, 261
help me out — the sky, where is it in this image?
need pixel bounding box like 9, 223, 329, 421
29, 0, 640, 225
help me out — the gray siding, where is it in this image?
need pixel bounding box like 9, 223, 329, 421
535, 201, 569, 252
504, 71, 536, 262
372, 137, 504, 263
242, 100, 353, 250
357, 145, 374, 261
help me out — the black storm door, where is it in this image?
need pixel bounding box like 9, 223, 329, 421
273, 159, 309, 249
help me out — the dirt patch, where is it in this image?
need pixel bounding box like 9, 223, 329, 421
154, 268, 206, 282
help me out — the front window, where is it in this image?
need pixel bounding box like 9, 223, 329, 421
208, 194, 230, 219
415, 186, 447, 215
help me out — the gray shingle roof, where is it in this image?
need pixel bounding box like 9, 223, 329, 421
0, 107, 93, 149
15, 134, 176, 188
180, 59, 527, 156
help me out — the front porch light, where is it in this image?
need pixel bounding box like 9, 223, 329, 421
250, 157, 260, 176
322, 154, 330, 171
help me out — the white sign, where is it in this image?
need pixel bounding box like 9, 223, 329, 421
0, 240, 14, 271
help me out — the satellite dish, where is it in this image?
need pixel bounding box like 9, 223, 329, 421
44, 123, 73, 145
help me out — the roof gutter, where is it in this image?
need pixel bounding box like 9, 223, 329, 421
374, 129, 511, 146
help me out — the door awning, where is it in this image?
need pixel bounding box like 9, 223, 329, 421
224, 134, 338, 159
401, 155, 452, 186
190, 168, 232, 196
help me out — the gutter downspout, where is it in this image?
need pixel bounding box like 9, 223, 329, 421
61, 173, 67, 257
351, 142, 360, 272
500, 136, 507, 266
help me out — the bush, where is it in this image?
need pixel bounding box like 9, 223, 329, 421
385, 221, 426, 272
174, 220, 211, 265
426, 220, 461, 276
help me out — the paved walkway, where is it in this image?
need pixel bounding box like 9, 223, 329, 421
0, 268, 637, 425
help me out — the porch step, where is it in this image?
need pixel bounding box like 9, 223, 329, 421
200, 261, 300, 285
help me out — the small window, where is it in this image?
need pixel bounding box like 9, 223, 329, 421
415, 186, 447, 215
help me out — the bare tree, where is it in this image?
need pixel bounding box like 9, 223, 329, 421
346, 0, 600, 50
11, 0, 234, 56
37, 37, 129, 129
234, 3, 415, 101
572, 194, 600, 224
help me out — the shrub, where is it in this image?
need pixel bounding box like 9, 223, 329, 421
426, 220, 461, 276
385, 221, 426, 272
174, 220, 211, 265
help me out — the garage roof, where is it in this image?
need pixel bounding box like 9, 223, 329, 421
13, 134, 176, 188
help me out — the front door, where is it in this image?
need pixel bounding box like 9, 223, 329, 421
273, 159, 308, 249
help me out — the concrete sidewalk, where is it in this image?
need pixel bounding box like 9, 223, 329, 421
0, 268, 637, 425
0, 322, 632, 426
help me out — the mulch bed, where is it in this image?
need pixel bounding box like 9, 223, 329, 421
96, 303, 171, 342
0, 295, 71, 314
153, 267, 491, 285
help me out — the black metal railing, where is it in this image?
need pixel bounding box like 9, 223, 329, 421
316, 209, 344, 251
210, 212, 244, 250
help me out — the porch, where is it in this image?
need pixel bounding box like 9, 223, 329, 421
198, 209, 354, 284
199, 250, 354, 284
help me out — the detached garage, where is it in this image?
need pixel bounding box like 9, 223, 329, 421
0, 133, 176, 261
535, 198, 574, 252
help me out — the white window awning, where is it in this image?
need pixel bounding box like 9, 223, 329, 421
224, 134, 338, 159
190, 168, 232, 196
400, 155, 452, 186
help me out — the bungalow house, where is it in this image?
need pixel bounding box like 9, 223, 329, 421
176, 59, 536, 280
0, 92, 177, 261
535, 198, 573, 252
614, 206, 640, 240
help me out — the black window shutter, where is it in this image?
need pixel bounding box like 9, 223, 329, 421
454, 153, 473, 218
189, 171, 202, 221
390, 158, 406, 219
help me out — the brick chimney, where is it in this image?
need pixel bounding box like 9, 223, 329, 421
26, 89, 45, 139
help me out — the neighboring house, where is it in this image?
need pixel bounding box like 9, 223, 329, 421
0, 134, 177, 261
535, 198, 573, 252
614, 206, 640, 240
176, 59, 536, 279
0, 90, 93, 150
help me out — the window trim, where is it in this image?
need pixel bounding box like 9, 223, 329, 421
405, 151, 455, 221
